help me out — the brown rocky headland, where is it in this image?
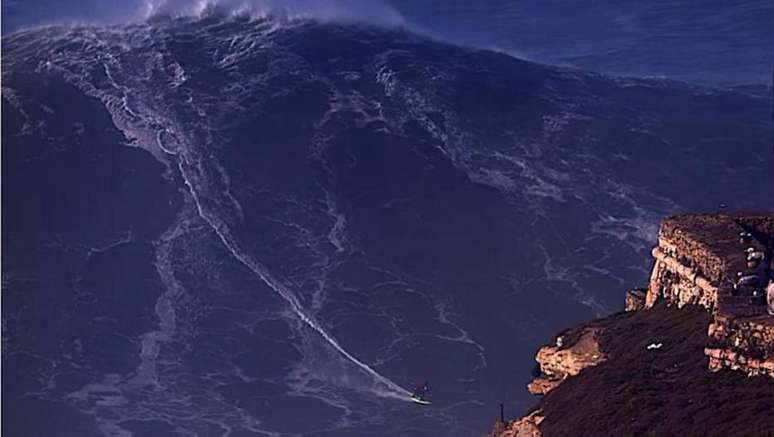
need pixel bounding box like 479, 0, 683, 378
492, 213, 774, 436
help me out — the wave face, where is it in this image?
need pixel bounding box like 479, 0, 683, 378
6, 1, 774, 87
3, 16, 773, 436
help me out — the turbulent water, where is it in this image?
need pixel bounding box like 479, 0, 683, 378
5, 0, 774, 87
2, 13, 773, 436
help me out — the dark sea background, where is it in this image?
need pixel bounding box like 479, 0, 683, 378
2, 1, 773, 436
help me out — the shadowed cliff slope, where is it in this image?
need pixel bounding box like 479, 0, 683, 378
496, 213, 774, 437
536, 303, 774, 436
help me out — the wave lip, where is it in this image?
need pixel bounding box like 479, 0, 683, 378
146, 0, 406, 26
3, 0, 409, 39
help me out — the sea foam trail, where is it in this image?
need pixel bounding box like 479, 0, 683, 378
41, 22, 412, 401
174, 158, 413, 401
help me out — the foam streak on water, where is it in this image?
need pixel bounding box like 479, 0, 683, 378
174, 156, 412, 400
27, 21, 414, 404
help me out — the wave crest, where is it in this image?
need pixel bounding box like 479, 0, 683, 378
4, 0, 407, 35
146, 0, 406, 27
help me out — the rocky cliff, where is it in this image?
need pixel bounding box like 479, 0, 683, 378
650, 213, 774, 377
493, 213, 774, 436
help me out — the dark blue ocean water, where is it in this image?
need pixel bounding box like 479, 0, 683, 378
395, 0, 774, 87
3, 3, 774, 437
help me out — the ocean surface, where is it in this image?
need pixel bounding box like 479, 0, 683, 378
4, 0, 774, 86
2, 2, 773, 436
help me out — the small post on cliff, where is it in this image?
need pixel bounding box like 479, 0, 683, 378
490, 403, 507, 436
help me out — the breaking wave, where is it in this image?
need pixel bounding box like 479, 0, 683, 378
144, 0, 407, 26
3, 11, 772, 436
4, 0, 408, 34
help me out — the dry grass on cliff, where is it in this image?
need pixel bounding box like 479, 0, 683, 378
535, 303, 774, 436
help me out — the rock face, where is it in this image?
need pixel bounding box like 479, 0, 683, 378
527, 327, 605, 395
624, 288, 647, 311
493, 213, 774, 436
492, 410, 544, 437
706, 313, 774, 377
647, 213, 774, 377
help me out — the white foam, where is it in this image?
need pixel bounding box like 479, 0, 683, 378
146, 0, 407, 27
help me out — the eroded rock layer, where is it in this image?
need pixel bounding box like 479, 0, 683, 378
648, 213, 774, 376
494, 213, 774, 437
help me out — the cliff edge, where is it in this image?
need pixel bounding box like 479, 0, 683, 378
493, 213, 774, 436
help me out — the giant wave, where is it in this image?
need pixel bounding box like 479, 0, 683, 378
3, 13, 773, 436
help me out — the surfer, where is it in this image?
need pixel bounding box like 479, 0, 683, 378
410, 381, 431, 404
